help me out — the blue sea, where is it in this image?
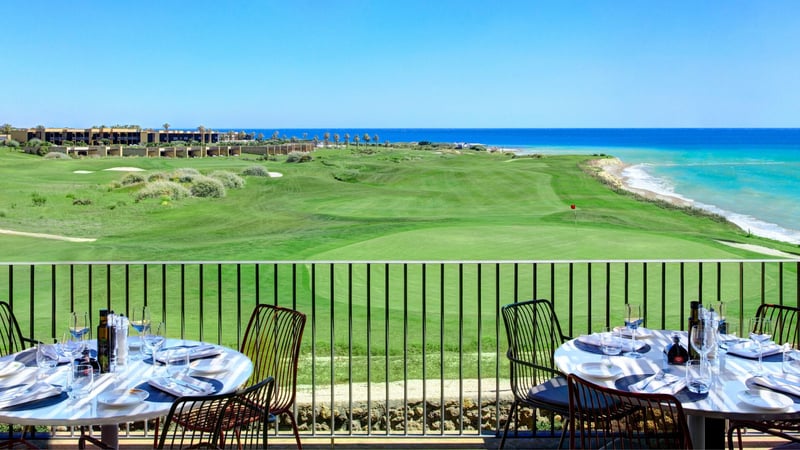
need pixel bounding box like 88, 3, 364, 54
235, 128, 800, 245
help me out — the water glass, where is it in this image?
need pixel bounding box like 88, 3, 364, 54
36, 339, 59, 379
686, 359, 712, 394
165, 349, 190, 378
600, 327, 623, 356
783, 343, 800, 377
142, 321, 166, 360
68, 363, 94, 400
625, 303, 644, 359
748, 317, 772, 376
129, 306, 151, 360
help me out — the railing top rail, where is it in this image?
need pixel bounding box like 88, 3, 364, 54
0, 258, 798, 266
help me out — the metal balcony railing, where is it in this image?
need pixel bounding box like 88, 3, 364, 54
1, 259, 799, 443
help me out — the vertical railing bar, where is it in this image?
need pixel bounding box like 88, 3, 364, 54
587, 262, 592, 333
716, 262, 722, 303
605, 263, 611, 329
366, 263, 372, 433
69, 264, 74, 314
124, 264, 130, 317
761, 262, 766, 306
661, 263, 667, 330
180, 264, 186, 338
347, 263, 354, 436
231, 264, 239, 346
513, 263, 519, 303
384, 263, 391, 436
329, 263, 336, 436
698, 261, 704, 302
680, 263, 685, 330
476, 262, 483, 436
533, 262, 538, 298
161, 264, 167, 324
106, 263, 112, 310
51, 265, 57, 339
494, 263, 501, 437
7, 265, 12, 305
568, 262, 574, 337
439, 263, 445, 436
779, 262, 785, 306
796, 262, 800, 310
310, 263, 317, 436
291, 263, 297, 310
88, 265, 94, 329
623, 262, 629, 307
142, 264, 148, 310
740, 262, 746, 336
642, 262, 647, 328
421, 263, 428, 436
549, 263, 555, 308
458, 263, 464, 434
403, 263, 409, 436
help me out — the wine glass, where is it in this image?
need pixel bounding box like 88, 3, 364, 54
748, 317, 772, 376
142, 321, 166, 362
59, 330, 85, 363
690, 322, 717, 362
36, 338, 59, 379
70, 311, 91, 344
129, 306, 151, 360
625, 304, 644, 358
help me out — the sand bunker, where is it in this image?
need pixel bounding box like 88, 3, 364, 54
104, 167, 145, 172
73, 170, 94, 174
716, 241, 798, 259
268, 172, 283, 178
0, 229, 96, 243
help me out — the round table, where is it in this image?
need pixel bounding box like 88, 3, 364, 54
0, 338, 253, 449
554, 329, 800, 449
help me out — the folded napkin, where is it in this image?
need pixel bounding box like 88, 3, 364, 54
727, 341, 782, 359
0, 382, 62, 409
156, 345, 222, 363
629, 373, 685, 395
0, 361, 24, 377
149, 374, 215, 397
577, 334, 646, 352
752, 375, 800, 398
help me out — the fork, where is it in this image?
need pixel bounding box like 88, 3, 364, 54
639, 370, 665, 391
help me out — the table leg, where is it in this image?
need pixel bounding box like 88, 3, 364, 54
688, 415, 725, 450
100, 425, 118, 450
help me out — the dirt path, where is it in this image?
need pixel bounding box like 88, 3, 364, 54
0, 228, 96, 242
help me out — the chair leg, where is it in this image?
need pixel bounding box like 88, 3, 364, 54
287, 413, 302, 450
499, 400, 519, 450
556, 418, 568, 449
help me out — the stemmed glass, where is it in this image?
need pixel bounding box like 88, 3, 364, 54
748, 317, 772, 376
130, 306, 151, 360
36, 338, 59, 379
625, 304, 644, 358
142, 321, 166, 362
70, 311, 91, 345
690, 322, 717, 363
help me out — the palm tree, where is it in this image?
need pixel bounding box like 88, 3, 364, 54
373, 134, 379, 146
363, 133, 370, 146
272, 131, 280, 141
333, 133, 340, 147
163, 123, 171, 145
323, 132, 330, 147
62, 128, 68, 145
1, 123, 12, 135
98, 125, 106, 145
198, 125, 206, 156
35, 125, 45, 141
353, 135, 360, 147
344, 133, 350, 148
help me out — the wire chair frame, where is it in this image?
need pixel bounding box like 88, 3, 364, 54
567, 373, 693, 450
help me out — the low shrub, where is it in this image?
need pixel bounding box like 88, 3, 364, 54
286, 151, 312, 163
242, 165, 269, 177
147, 172, 168, 182
44, 151, 70, 159
135, 181, 191, 202
72, 198, 92, 206
333, 169, 360, 182
172, 168, 201, 183
31, 192, 46, 206
209, 170, 245, 189
190, 176, 226, 198
121, 173, 146, 185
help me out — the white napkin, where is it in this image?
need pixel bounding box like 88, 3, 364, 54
0, 382, 62, 409
0, 361, 24, 377
148, 374, 215, 397
156, 345, 222, 363
629, 373, 685, 394
727, 341, 782, 358
577, 334, 647, 352
752, 375, 800, 398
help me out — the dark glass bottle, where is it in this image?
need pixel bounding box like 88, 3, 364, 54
688, 301, 702, 360
666, 335, 689, 365
97, 309, 110, 373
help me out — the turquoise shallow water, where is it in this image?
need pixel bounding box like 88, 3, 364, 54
235, 128, 800, 245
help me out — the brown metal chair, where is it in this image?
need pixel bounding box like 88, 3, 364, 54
157, 376, 275, 449
500, 299, 571, 449
0, 301, 39, 450
567, 373, 693, 450
240, 304, 307, 450
727, 303, 800, 450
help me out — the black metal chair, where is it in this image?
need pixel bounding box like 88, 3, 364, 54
157, 376, 275, 449
0, 301, 39, 450
567, 373, 693, 449
500, 299, 571, 449
240, 304, 306, 450
727, 303, 800, 450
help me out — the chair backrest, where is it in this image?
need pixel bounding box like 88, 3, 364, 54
240, 304, 307, 415
501, 299, 568, 399
218, 376, 276, 449
567, 373, 693, 450
755, 303, 799, 346
0, 301, 29, 356
157, 389, 239, 449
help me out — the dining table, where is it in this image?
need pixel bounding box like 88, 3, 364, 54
0, 338, 253, 450
554, 327, 800, 450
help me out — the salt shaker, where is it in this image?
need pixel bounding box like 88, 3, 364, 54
116, 315, 129, 366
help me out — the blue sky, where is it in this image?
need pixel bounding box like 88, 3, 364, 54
3, 1, 799, 129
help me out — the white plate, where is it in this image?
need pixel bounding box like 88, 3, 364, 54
97, 388, 149, 407
577, 362, 622, 379
737, 389, 793, 411
0, 361, 24, 377
190, 358, 229, 375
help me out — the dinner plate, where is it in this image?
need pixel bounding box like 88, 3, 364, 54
0, 361, 24, 377
190, 358, 229, 375
577, 362, 622, 379
97, 388, 149, 407
737, 389, 792, 411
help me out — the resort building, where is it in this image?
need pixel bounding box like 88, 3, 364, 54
9, 127, 224, 146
